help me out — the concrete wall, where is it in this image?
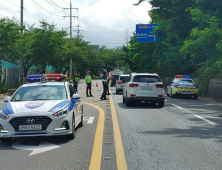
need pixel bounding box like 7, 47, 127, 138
206, 78, 222, 102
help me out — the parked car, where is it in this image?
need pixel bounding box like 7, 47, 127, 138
116, 74, 130, 94
123, 73, 165, 107
110, 74, 120, 87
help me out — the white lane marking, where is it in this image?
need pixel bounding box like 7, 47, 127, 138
12, 139, 60, 156
194, 115, 218, 125
172, 104, 184, 109
83, 117, 95, 124
204, 116, 221, 119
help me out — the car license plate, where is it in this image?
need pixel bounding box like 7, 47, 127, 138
182, 92, 191, 94
141, 86, 152, 90
19, 125, 42, 131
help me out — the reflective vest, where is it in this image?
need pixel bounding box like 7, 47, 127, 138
86, 75, 92, 83
74, 77, 79, 84
102, 76, 108, 85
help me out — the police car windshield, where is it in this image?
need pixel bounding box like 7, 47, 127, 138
178, 79, 193, 84
133, 75, 161, 83
11, 85, 67, 101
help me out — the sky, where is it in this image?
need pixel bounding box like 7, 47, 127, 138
0, 0, 151, 48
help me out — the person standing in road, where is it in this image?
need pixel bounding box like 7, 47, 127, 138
106, 72, 111, 95
73, 74, 79, 92
100, 70, 108, 100
85, 71, 93, 97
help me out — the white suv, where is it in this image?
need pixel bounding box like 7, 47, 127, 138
116, 74, 129, 94
123, 73, 165, 107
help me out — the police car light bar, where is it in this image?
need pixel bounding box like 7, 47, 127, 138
26, 74, 67, 82
175, 75, 190, 79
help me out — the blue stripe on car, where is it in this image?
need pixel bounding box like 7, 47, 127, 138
69, 99, 78, 110
48, 100, 70, 112
2, 102, 14, 115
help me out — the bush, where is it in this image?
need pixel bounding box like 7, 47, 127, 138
0, 79, 9, 93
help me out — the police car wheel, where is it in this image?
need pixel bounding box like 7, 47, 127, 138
78, 106, 83, 127
67, 114, 75, 140
194, 95, 198, 99
167, 91, 170, 96
0, 138, 11, 143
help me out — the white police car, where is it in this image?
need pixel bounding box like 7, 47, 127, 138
0, 74, 83, 142
167, 75, 198, 99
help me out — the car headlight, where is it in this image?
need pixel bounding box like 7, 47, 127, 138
0, 110, 9, 120
53, 106, 69, 117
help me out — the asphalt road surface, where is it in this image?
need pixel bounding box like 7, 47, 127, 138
1, 80, 222, 170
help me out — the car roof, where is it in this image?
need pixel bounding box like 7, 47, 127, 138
120, 74, 129, 76
132, 73, 158, 76
22, 81, 68, 87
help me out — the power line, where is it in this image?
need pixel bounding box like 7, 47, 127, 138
63, 0, 69, 5
4, 0, 20, 7
24, 9, 40, 21
46, 0, 67, 15
32, 0, 63, 17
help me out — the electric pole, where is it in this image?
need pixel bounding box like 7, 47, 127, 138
63, 1, 78, 79
20, 0, 24, 85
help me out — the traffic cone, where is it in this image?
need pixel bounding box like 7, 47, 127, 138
96, 82, 98, 87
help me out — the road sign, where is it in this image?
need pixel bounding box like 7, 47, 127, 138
136, 24, 162, 42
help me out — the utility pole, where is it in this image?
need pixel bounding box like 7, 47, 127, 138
20, 0, 24, 85
63, 1, 78, 79
124, 29, 129, 47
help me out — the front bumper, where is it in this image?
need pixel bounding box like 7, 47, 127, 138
128, 96, 165, 103
0, 115, 72, 138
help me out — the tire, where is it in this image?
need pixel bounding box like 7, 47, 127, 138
123, 95, 126, 103
116, 90, 119, 94
126, 97, 131, 106
0, 138, 11, 143
194, 95, 198, 99
78, 106, 83, 127
158, 101, 164, 108
171, 90, 175, 98
167, 90, 170, 96
111, 84, 113, 87
67, 114, 75, 140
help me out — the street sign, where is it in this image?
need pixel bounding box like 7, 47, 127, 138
136, 24, 162, 42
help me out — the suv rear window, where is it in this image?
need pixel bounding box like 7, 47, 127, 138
112, 75, 119, 79
120, 76, 129, 80
133, 75, 161, 83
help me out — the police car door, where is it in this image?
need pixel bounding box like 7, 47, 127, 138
69, 84, 80, 123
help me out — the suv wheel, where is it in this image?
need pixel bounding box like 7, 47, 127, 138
126, 97, 131, 106
158, 101, 164, 108
123, 95, 126, 103
116, 90, 119, 94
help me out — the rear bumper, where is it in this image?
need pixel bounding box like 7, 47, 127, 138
174, 92, 198, 97
129, 97, 165, 103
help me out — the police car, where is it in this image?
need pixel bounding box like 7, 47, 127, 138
0, 74, 83, 142
167, 75, 198, 99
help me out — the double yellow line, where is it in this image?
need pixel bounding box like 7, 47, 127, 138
85, 92, 127, 170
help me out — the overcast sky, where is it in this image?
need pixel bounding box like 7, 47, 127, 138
0, 0, 151, 48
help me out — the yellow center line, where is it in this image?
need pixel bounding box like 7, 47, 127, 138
83, 102, 104, 170
110, 92, 128, 170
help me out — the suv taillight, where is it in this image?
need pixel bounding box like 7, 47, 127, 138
129, 83, 139, 87
156, 84, 164, 88
118, 81, 122, 84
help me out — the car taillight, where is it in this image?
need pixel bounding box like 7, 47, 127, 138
118, 81, 122, 84
158, 95, 163, 97
156, 84, 164, 88
129, 83, 139, 87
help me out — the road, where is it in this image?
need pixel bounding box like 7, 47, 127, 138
0, 80, 222, 170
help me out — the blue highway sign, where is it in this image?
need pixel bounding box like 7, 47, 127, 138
136, 24, 162, 42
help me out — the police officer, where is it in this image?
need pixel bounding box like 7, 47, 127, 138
85, 71, 93, 97
73, 74, 79, 92
106, 72, 111, 95
100, 70, 108, 100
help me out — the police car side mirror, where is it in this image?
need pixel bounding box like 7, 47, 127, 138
72, 94, 81, 99
3, 96, 10, 102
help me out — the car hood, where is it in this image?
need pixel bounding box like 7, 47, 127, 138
2, 100, 71, 115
